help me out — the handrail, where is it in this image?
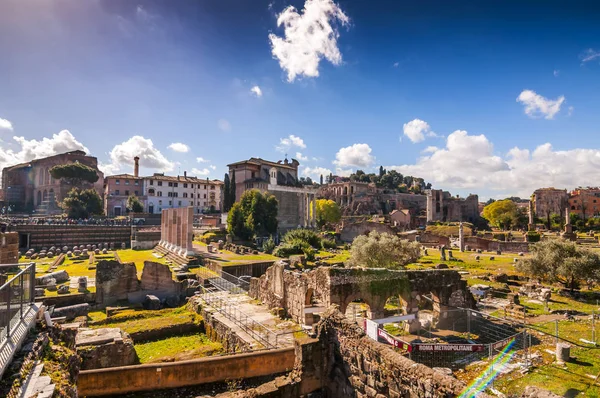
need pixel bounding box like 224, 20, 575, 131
0, 262, 35, 291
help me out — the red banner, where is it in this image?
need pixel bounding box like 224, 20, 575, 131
377, 328, 413, 352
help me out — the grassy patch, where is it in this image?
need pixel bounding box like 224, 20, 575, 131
134, 334, 222, 363
90, 307, 202, 336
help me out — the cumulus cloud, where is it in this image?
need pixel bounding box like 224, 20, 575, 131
295, 152, 308, 161
303, 166, 332, 179
516, 89, 565, 119
250, 86, 263, 97
581, 48, 600, 64
0, 117, 13, 131
386, 129, 600, 198
422, 146, 439, 154
333, 143, 375, 168
269, 0, 349, 82
403, 119, 436, 143
0, 130, 89, 178
218, 119, 231, 132
276, 134, 306, 152
191, 167, 211, 176
167, 142, 189, 153
101, 135, 174, 175
196, 157, 209, 163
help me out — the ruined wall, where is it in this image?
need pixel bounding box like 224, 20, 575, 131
419, 233, 451, 247
14, 225, 131, 250
464, 236, 530, 253
312, 309, 492, 398
340, 221, 397, 243
0, 232, 19, 264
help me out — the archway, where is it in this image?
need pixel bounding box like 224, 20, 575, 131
43, 190, 48, 202
37, 191, 42, 206
305, 288, 315, 306
344, 299, 372, 324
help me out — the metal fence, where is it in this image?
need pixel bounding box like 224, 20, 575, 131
0, 263, 36, 343
195, 266, 250, 293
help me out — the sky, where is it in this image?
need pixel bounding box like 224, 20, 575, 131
1, 0, 600, 200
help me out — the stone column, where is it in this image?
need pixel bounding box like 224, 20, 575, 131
304, 193, 309, 227
185, 207, 194, 256
459, 222, 465, 252
298, 192, 305, 228
176, 208, 183, 254
165, 209, 171, 248
160, 209, 165, 246
170, 210, 177, 251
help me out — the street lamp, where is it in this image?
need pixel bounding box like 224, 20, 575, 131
6, 186, 11, 216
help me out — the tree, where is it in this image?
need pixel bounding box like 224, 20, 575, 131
229, 171, 236, 208
49, 163, 99, 185
61, 188, 103, 219
227, 189, 278, 240
347, 231, 421, 269
223, 173, 231, 211
379, 166, 385, 178
319, 175, 324, 185
313, 199, 341, 227
481, 199, 519, 230
516, 240, 600, 292
127, 195, 144, 213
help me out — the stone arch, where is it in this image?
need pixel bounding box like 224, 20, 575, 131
343, 186, 348, 196
305, 288, 315, 306
37, 191, 42, 206
43, 190, 48, 202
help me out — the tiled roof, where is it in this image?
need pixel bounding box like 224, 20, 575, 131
143, 174, 223, 184
227, 157, 298, 170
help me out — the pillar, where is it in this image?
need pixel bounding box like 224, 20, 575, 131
160, 209, 165, 246
166, 209, 173, 250
185, 207, 194, 256
298, 192, 305, 228
304, 193, 309, 227
311, 194, 317, 228
176, 208, 183, 254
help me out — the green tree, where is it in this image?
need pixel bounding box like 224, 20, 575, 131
379, 165, 385, 177
516, 240, 600, 292
223, 173, 231, 211
319, 174, 324, 185
61, 188, 103, 219
481, 199, 519, 230
49, 163, 99, 185
347, 231, 421, 269
313, 199, 341, 227
126, 195, 144, 213
229, 171, 236, 208
227, 189, 278, 240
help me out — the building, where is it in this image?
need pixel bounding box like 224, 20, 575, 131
143, 172, 223, 215
426, 189, 479, 223
0, 150, 104, 214
568, 188, 600, 219
531, 188, 569, 219
104, 157, 146, 217
389, 209, 411, 228
319, 181, 375, 207
227, 157, 316, 230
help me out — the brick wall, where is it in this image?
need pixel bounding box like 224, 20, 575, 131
0, 232, 19, 264
14, 225, 131, 250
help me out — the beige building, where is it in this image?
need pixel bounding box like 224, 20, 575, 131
568, 188, 600, 219
426, 189, 479, 223
389, 209, 411, 228
532, 188, 569, 219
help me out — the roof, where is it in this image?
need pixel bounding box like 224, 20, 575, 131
142, 174, 223, 185
227, 157, 298, 170
2, 150, 93, 172
390, 209, 410, 216
105, 174, 142, 180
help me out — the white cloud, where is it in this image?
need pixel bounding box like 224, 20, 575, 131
276, 134, 306, 152
0, 130, 90, 179
386, 129, 600, 198
196, 157, 209, 163
422, 146, 439, 154
403, 119, 436, 143
0, 117, 13, 131
516, 89, 565, 119
295, 152, 308, 161
209, 165, 217, 170
218, 119, 231, 132
268, 0, 349, 82
333, 143, 375, 169
167, 142, 189, 153
581, 48, 600, 64
250, 86, 263, 97
553, 70, 560, 77
101, 135, 174, 175
303, 166, 332, 179
191, 167, 211, 176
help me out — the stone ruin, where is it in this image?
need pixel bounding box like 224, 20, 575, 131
519, 283, 552, 302
76, 328, 137, 370
158, 207, 194, 256
249, 261, 475, 332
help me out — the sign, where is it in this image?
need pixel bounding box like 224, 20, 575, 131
492, 337, 515, 351
413, 343, 485, 352
377, 328, 412, 352
365, 319, 379, 341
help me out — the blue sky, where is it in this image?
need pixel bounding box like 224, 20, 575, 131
1, 0, 600, 199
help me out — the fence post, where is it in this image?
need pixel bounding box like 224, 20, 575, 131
29, 262, 35, 304
467, 310, 471, 340
19, 274, 24, 320
555, 319, 559, 345
593, 309, 596, 344
6, 284, 11, 339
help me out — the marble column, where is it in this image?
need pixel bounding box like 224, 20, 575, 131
160, 209, 165, 246
166, 209, 173, 249
298, 192, 304, 228
312, 194, 317, 228
176, 208, 183, 254
185, 207, 194, 256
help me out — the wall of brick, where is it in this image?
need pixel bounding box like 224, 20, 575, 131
14, 225, 131, 250
0, 232, 19, 264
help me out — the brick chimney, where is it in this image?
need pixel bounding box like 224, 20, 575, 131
184, 171, 187, 178
134, 156, 140, 177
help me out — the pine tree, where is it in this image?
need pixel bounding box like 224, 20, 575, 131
379, 165, 385, 178
320, 174, 324, 185
223, 173, 231, 211
229, 171, 236, 207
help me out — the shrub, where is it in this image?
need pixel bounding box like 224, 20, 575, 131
492, 233, 506, 241
262, 237, 276, 254
526, 231, 541, 242
273, 238, 311, 258
282, 229, 322, 248
302, 246, 316, 262
321, 238, 337, 250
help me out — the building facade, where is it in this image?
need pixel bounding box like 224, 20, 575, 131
568, 188, 600, 219
143, 172, 223, 215
531, 188, 569, 219
426, 189, 479, 223
0, 150, 104, 214
227, 157, 316, 230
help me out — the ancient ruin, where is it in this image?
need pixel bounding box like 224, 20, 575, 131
159, 206, 194, 256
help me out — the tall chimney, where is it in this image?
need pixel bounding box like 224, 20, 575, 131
184, 171, 187, 178
134, 156, 140, 177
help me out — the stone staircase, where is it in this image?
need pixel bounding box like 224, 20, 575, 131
20, 362, 55, 398
153, 244, 201, 266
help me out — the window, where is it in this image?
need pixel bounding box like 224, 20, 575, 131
125, 190, 129, 195
168, 192, 172, 197
204, 201, 207, 206
251, 171, 255, 178
174, 183, 178, 187
158, 200, 162, 205
135, 180, 139, 186
183, 193, 188, 198
168, 182, 173, 187
116, 180, 120, 185
203, 194, 207, 199
204, 185, 207, 189
169, 201, 172, 206
594, 200, 597, 203
190, 193, 194, 198
183, 183, 188, 188
150, 180, 154, 186
157, 191, 162, 196
115, 190, 120, 195
157, 181, 162, 186
148, 189, 155, 196
134, 191, 138, 196
210, 186, 215, 190
190, 201, 194, 206
125, 180, 130, 185
178, 201, 182, 206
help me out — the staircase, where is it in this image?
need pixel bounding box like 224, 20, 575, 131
153, 244, 201, 266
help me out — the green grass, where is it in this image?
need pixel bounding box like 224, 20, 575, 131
89, 307, 202, 335
134, 334, 222, 363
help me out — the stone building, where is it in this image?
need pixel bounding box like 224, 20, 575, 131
568, 187, 600, 219
228, 157, 316, 230
389, 209, 410, 228
319, 181, 374, 207
0, 150, 104, 214
104, 157, 146, 217
143, 172, 223, 215
532, 187, 569, 219
426, 189, 479, 223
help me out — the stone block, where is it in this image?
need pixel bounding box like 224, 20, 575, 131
53, 303, 90, 320
143, 294, 162, 310
57, 285, 70, 294
77, 328, 137, 370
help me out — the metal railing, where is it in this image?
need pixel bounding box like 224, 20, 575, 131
195, 266, 250, 293
0, 262, 36, 342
